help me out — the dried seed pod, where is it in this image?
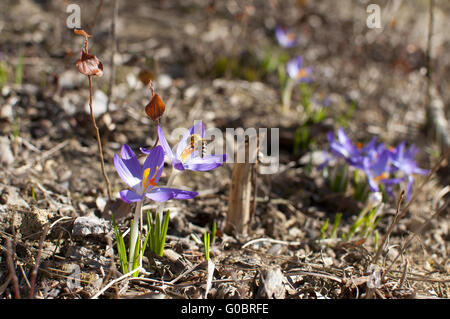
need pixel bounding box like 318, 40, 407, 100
76, 51, 104, 77
138, 69, 154, 86
145, 93, 165, 121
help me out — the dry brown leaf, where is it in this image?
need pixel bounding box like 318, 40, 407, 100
145, 93, 165, 121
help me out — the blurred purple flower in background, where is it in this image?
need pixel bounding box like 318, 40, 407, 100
361, 149, 404, 194
275, 26, 297, 48
326, 128, 376, 168
388, 142, 429, 199
114, 144, 198, 203
287, 55, 313, 83
320, 127, 427, 198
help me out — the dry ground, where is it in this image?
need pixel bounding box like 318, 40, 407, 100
0, 0, 449, 299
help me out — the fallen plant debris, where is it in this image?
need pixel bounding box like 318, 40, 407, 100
0, 0, 449, 301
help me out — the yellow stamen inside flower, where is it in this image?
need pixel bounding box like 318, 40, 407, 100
388, 146, 394, 151
296, 68, 308, 79
142, 166, 159, 191
356, 142, 363, 150
374, 172, 388, 182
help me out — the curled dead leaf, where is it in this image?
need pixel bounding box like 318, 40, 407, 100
76, 51, 104, 77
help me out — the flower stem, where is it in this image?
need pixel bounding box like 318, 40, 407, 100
282, 78, 294, 112
88, 75, 112, 200
128, 200, 142, 272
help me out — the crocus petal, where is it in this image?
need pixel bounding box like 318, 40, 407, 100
413, 167, 429, 176
406, 175, 414, 200
330, 142, 351, 159
327, 131, 334, 144
286, 56, 313, 82
173, 161, 186, 171
157, 124, 175, 160
145, 187, 198, 202
275, 26, 297, 48
120, 144, 142, 179
120, 189, 144, 203
361, 137, 377, 154
371, 150, 389, 177
396, 142, 406, 161
384, 186, 395, 197
366, 171, 380, 192
301, 66, 314, 83
317, 151, 330, 170
142, 145, 164, 184
381, 177, 405, 186
141, 145, 184, 169
337, 128, 357, 152
114, 154, 142, 189
183, 154, 228, 171
140, 147, 151, 155
287, 56, 303, 79
405, 145, 419, 159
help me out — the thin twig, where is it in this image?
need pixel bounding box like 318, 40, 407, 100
106, 0, 118, 113
103, 235, 119, 298
170, 262, 204, 285
11, 211, 17, 260
386, 273, 450, 284
0, 275, 12, 296
285, 270, 343, 284
89, 0, 105, 35
88, 75, 112, 200
397, 258, 408, 290
372, 190, 405, 265
28, 223, 49, 299
151, 119, 160, 149
371, 149, 449, 265
386, 199, 449, 276
242, 237, 306, 249
91, 267, 142, 299
425, 0, 434, 133
6, 238, 20, 299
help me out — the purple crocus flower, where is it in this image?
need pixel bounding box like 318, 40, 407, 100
321, 128, 403, 196
319, 129, 361, 169
388, 142, 429, 199
114, 144, 198, 203
362, 149, 404, 194
275, 26, 297, 48
327, 128, 377, 168
142, 122, 227, 172
287, 55, 313, 83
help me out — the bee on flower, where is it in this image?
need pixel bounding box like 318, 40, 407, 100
141, 121, 228, 172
